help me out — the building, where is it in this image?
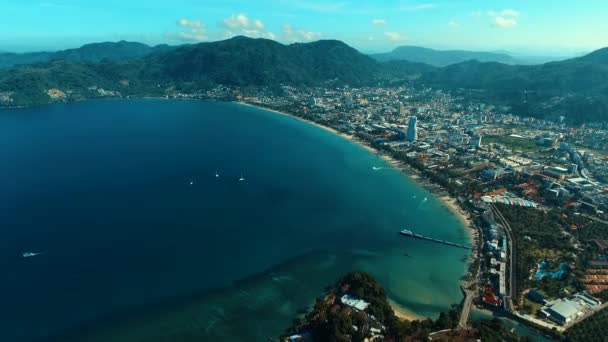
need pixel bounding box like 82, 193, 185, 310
340, 294, 370, 311
406, 115, 418, 142
541, 299, 583, 325
471, 135, 483, 148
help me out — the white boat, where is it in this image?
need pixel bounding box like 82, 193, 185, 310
372, 166, 382, 171
22, 252, 41, 258
238, 173, 245, 182
215, 170, 220, 178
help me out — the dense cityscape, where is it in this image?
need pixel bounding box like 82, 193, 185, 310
3, 1, 608, 340
189, 84, 608, 340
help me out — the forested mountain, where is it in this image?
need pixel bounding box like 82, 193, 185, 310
1, 36, 608, 123
52, 41, 173, 63
0, 51, 54, 68
419, 49, 608, 123
0, 41, 172, 68
145, 36, 380, 86
371, 45, 518, 66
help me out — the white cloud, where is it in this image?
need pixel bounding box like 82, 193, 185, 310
495, 16, 517, 28
168, 19, 208, 42
476, 9, 520, 28
488, 9, 520, 18
502, 9, 520, 17
222, 13, 275, 40
288, 0, 348, 13
282, 24, 322, 42
384, 31, 404, 41
178, 19, 204, 29
371, 19, 386, 26
400, 3, 437, 11
448, 20, 460, 28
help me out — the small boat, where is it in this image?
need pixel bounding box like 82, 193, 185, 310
372, 166, 383, 171
22, 252, 41, 258
400, 229, 413, 236
238, 173, 245, 182
215, 170, 220, 178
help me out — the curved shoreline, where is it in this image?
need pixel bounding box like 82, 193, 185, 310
236, 101, 476, 321
236, 101, 474, 238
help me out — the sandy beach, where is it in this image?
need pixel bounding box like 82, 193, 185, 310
237, 101, 476, 319
389, 300, 426, 321
238, 100, 478, 242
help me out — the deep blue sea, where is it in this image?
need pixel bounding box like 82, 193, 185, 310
0, 99, 470, 341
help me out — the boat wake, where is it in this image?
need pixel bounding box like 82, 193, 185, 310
22, 252, 42, 258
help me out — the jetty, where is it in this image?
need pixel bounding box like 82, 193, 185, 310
400, 229, 471, 250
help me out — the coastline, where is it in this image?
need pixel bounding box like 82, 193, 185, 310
389, 299, 426, 322
237, 101, 475, 242
237, 101, 478, 318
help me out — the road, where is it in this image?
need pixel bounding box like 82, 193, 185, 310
491, 204, 517, 309
459, 286, 475, 328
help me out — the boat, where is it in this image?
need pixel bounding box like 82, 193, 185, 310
372, 166, 382, 171
215, 170, 220, 178
400, 229, 413, 236
22, 252, 41, 258
238, 173, 245, 182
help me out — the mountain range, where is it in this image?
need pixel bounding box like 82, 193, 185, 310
0, 41, 173, 68
1, 37, 608, 123
371, 46, 519, 66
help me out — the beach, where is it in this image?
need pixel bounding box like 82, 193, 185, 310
238, 101, 475, 243
389, 300, 426, 322
237, 101, 476, 320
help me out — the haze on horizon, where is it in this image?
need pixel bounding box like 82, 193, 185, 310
2, 0, 607, 56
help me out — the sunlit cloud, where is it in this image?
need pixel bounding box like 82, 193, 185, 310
222, 13, 275, 40
400, 3, 437, 11
282, 24, 322, 42
448, 20, 461, 28
384, 31, 404, 41
494, 16, 517, 28
167, 19, 208, 42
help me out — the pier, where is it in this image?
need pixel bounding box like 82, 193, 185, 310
399, 229, 471, 250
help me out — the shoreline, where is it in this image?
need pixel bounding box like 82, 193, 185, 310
237, 101, 478, 318
238, 101, 475, 241
389, 299, 427, 322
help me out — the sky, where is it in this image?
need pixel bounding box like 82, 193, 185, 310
1, 0, 607, 55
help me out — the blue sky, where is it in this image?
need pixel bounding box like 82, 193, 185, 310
1, 0, 607, 54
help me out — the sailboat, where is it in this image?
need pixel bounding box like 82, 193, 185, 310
238, 172, 245, 182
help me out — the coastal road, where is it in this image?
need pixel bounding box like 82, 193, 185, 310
491, 204, 517, 308
459, 286, 475, 328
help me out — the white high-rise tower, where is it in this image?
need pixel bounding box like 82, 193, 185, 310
406, 115, 418, 142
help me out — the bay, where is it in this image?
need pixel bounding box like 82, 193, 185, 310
0, 99, 470, 341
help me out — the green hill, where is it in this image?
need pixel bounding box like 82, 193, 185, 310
146, 36, 381, 86
0, 41, 172, 69
419, 50, 608, 123
371, 45, 518, 66
1, 37, 608, 124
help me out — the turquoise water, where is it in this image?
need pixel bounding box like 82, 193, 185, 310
471, 309, 556, 342
0, 100, 470, 341
534, 261, 568, 280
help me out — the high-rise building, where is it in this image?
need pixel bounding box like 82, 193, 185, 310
471, 135, 483, 148
406, 115, 418, 142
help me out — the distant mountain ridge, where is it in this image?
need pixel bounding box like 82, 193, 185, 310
0, 41, 172, 68
371, 45, 519, 67
1, 37, 608, 123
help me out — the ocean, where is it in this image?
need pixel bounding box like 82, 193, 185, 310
0, 99, 470, 341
